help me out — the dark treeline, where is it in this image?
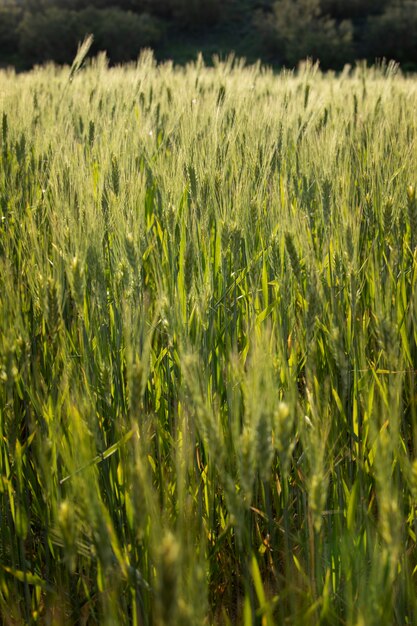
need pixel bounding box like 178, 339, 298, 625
1, 0, 417, 70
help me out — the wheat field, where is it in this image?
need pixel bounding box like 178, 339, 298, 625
1, 50, 417, 624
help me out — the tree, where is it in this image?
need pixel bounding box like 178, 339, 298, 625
365, 1, 417, 67
320, 0, 390, 19
18, 7, 163, 65
255, 0, 353, 68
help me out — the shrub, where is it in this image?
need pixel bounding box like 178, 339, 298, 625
0, 7, 22, 57
365, 1, 417, 67
18, 7, 163, 66
320, 0, 390, 20
18, 8, 83, 65
81, 8, 163, 63
170, 0, 224, 29
255, 0, 353, 69
38, 0, 220, 22
41, 0, 153, 11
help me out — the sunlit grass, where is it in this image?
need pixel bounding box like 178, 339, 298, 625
1, 53, 417, 624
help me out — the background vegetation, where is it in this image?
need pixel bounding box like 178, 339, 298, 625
1, 49, 417, 624
2, 0, 417, 70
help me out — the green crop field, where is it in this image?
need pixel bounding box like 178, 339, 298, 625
1, 44, 417, 625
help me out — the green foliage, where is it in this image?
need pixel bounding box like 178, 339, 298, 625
0, 7, 22, 57
3, 0, 417, 69
18, 7, 163, 65
255, 0, 353, 68
85, 9, 163, 63
320, 0, 390, 19
170, 0, 225, 29
18, 8, 86, 64
365, 1, 417, 67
